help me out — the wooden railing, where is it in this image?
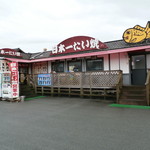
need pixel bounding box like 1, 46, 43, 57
27, 70, 122, 88
27, 74, 37, 89
145, 70, 150, 106
52, 70, 122, 88
116, 71, 123, 103
53, 72, 82, 88
26, 70, 123, 100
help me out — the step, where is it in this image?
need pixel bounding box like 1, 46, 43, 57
121, 93, 146, 98
120, 97, 146, 101
121, 92, 146, 96
122, 85, 145, 88
119, 100, 147, 106
122, 86, 145, 91
119, 98, 146, 102
121, 91, 146, 95
119, 85, 147, 105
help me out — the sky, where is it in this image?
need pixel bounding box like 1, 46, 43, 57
0, 0, 150, 53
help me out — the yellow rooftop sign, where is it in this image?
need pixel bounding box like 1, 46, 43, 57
123, 21, 150, 43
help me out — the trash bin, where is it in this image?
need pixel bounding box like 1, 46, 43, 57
20, 96, 25, 102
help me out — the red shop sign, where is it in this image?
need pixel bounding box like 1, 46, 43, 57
9, 62, 18, 72
9, 62, 18, 83
0, 48, 22, 57
12, 83, 19, 98
9, 62, 19, 98
51, 36, 107, 55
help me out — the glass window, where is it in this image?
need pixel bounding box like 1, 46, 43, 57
68, 61, 82, 72
19, 63, 29, 73
32, 62, 48, 74
52, 62, 64, 72
86, 58, 103, 71
131, 55, 145, 69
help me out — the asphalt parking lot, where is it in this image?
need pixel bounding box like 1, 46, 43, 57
0, 96, 150, 150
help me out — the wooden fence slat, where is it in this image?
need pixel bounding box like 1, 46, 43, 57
50, 70, 122, 88
28, 70, 122, 88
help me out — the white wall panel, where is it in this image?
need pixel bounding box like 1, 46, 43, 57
110, 53, 119, 70
109, 53, 129, 73
146, 54, 150, 69
103, 55, 109, 70
120, 52, 129, 74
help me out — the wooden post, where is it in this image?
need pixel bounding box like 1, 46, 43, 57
69, 88, 71, 97
80, 72, 83, 97
51, 87, 54, 96
58, 87, 60, 96
145, 71, 150, 106
90, 72, 92, 98
116, 86, 119, 104
146, 86, 149, 106
35, 84, 37, 94
42, 87, 44, 96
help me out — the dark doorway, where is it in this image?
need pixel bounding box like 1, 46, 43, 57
131, 55, 146, 85
19, 63, 29, 85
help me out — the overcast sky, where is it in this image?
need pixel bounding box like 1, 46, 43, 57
0, 0, 149, 53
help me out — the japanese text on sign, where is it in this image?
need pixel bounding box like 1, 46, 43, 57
38, 74, 51, 86
12, 83, 18, 97
51, 36, 107, 55
0, 49, 21, 57
9, 62, 19, 98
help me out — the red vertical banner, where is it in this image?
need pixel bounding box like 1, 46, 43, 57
9, 62, 19, 98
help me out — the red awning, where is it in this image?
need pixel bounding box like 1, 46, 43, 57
5, 58, 31, 63
5, 45, 150, 63
31, 45, 150, 62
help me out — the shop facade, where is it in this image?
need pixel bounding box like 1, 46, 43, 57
1, 22, 150, 104
29, 36, 150, 86
1, 39, 150, 101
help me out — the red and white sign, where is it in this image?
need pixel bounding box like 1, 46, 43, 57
9, 62, 19, 98
51, 36, 107, 55
12, 83, 18, 97
0, 48, 21, 57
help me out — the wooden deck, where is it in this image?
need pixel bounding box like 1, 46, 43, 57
27, 70, 123, 101
26, 70, 150, 105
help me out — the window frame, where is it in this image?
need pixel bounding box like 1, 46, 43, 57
67, 60, 82, 72
52, 61, 65, 73
86, 58, 104, 72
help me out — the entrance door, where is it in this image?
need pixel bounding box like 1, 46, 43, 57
19, 63, 29, 85
131, 55, 146, 85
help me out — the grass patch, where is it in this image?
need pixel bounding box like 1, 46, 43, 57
109, 104, 150, 109
25, 96, 47, 101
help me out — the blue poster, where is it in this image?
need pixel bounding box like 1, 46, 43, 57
38, 74, 51, 86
